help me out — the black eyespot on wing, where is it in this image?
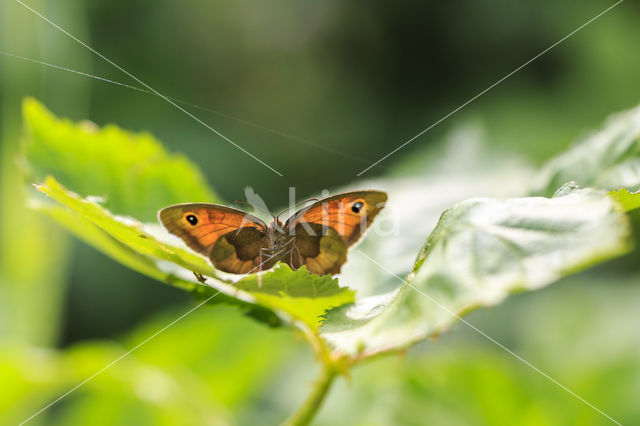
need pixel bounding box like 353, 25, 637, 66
185, 214, 198, 225
351, 201, 364, 213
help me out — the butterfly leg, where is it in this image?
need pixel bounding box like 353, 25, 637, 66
288, 237, 298, 270
294, 245, 303, 271
286, 237, 303, 271
288, 238, 294, 266
256, 247, 280, 286
292, 241, 305, 271
193, 271, 207, 284
257, 247, 266, 288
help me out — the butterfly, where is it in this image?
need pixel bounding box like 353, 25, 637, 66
158, 190, 387, 276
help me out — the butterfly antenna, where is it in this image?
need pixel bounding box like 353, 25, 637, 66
233, 199, 273, 217
275, 197, 320, 221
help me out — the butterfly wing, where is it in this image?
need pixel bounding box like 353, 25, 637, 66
284, 190, 387, 275
158, 203, 270, 274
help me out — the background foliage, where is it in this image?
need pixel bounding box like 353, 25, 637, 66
1, 1, 640, 425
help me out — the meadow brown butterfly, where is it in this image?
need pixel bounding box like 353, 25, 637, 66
158, 190, 387, 275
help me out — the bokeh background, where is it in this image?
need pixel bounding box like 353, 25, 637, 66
1, 0, 639, 424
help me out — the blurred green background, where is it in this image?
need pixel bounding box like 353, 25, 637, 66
1, 0, 639, 424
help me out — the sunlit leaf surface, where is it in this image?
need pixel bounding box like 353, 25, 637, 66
609, 188, 640, 212
321, 187, 632, 357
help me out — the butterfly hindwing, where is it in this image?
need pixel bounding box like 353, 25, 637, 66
286, 223, 347, 275
210, 227, 273, 274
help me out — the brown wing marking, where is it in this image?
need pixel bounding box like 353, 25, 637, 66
286, 223, 347, 275
210, 228, 275, 274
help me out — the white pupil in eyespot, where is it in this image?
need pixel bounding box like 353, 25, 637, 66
352, 202, 364, 213
186, 214, 198, 225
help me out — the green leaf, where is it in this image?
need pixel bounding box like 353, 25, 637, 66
320, 187, 632, 358
609, 188, 640, 212
532, 104, 640, 196
32, 200, 171, 283
35, 176, 214, 277
21, 98, 219, 222
232, 265, 355, 331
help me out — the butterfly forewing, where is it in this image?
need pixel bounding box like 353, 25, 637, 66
284, 190, 387, 246
158, 203, 267, 257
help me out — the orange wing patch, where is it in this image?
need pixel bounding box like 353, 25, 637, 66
285, 190, 387, 246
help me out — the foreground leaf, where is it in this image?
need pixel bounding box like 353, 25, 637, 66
321, 187, 632, 358
533, 104, 640, 196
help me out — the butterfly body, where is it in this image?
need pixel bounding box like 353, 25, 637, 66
159, 190, 387, 276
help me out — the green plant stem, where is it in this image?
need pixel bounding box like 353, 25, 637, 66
283, 364, 338, 426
